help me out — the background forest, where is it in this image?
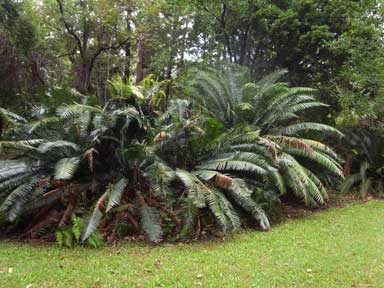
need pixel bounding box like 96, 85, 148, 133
0, 0, 383, 246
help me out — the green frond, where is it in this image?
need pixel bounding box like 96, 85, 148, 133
106, 177, 129, 212
0, 140, 40, 153
279, 155, 325, 207
178, 198, 197, 239
304, 168, 328, 200
205, 188, 240, 232
82, 207, 103, 242
26, 117, 61, 133
283, 147, 343, 178
197, 159, 267, 175
145, 163, 176, 197
176, 169, 207, 208
0, 161, 33, 182
54, 157, 80, 180
82, 192, 108, 241
229, 131, 261, 145
268, 171, 286, 195
38, 140, 80, 154
228, 178, 253, 197
0, 107, 27, 125
340, 173, 362, 194
0, 177, 38, 221
193, 169, 218, 182
140, 206, 163, 243
278, 122, 343, 137
224, 186, 270, 230
57, 104, 103, 119
300, 139, 339, 160
198, 151, 275, 175
255, 69, 287, 87
0, 173, 34, 193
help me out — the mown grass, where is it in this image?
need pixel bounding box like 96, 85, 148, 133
0, 201, 383, 288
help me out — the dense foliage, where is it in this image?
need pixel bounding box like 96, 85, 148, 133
0, 0, 382, 245
0, 69, 343, 244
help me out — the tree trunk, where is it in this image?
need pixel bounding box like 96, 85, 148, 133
135, 39, 144, 85
239, 25, 250, 66
124, 10, 132, 83
124, 40, 131, 82
77, 62, 91, 95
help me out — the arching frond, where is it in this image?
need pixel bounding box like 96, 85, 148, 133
0, 107, 27, 125
57, 104, 103, 119
106, 177, 129, 212
278, 122, 343, 137
140, 206, 163, 243
38, 140, 80, 154
205, 188, 240, 232
0, 173, 35, 194
198, 151, 275, 175
224, 186, 270, 230
178, 198, 197, 239
145, 163, 176, 197
26, 117, 61, 133
0, 161, 33, 182
176, 169, 207, 208
54, 157, 80, 180
82, 192, 107, 242
0, 177, 38, 221
0, 140, 40, 153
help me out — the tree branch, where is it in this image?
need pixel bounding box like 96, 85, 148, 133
56, 0, 84, 59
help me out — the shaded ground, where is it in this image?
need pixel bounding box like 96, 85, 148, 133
1, 200, 383, 288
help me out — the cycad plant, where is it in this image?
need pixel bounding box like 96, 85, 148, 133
0, 75, 270, 244
340, 127, 384, 198
0, 67, 344, 245
188, 66, 344, 207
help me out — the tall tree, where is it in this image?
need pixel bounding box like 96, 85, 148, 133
50, 0, 130, 96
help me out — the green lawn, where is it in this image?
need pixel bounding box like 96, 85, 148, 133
0, 201, 383, 288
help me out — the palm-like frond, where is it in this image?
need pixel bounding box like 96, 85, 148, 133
205, 188, 240, 232
54, 157, 80, 180
0, 140, 40, 153
0, 107, 27, 125
197, 151, 274, 175
0, 161, 34, 182
106, 177, 129, 212
0, 177, 38, 221
38, 140, 80, 154
140, 205, 163, 243
176, 169, 207, 208
82, 192, 108, 241
278, 122, 343, 137
57, 104, 103, 119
